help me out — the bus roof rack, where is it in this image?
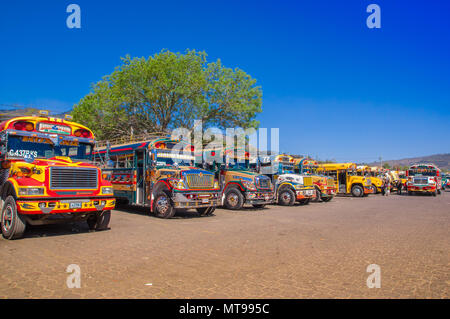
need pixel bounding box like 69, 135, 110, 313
95, 132, 170, 149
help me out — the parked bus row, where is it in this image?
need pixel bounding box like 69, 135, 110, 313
0, 113, 446, 239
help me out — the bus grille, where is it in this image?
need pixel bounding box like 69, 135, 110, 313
256, 176, 271, 189
303, 177, 313, 186
185, 174, 214, 189
50, 167, 98, 189
413, 178, 428, 185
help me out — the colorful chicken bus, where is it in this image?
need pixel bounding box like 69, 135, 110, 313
356, 165, 383, 194
257, 154, 316, 205
94, 137, 221, 218
442, 173, 449, 190
406, 163, 442, 196
0, 111, 115, 239
318, 163, 373, 197
199, 147, 274, 209
294, 157, 336, 202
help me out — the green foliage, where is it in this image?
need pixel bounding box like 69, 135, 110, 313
383, 163, 391, 169
72, 50, 262, 141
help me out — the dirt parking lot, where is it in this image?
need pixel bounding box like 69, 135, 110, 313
0, 191, 449, 299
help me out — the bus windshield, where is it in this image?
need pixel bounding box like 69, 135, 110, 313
303, 168, 318, 175
155, 151, 194, 167
408, 169, 437, 177
6, 135, 93, 161
280, 163, 294, 173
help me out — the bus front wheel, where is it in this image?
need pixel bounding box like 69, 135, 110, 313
224, 188, 244, 210
154, 191, 176, 218
1, 196, 26, 240
277, 188, 295, 206
351, 185, 364, 197
87, 211, 111, 231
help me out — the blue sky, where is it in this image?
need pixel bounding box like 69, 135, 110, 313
0, 0, 449, 162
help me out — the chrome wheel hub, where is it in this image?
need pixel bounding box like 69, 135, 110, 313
228, 194, 238, 206
2, 206, 13, 232
156, 196, 169, 214
282, 192, 291, 202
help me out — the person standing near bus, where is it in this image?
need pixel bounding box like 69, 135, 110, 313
384, 173, 391, 196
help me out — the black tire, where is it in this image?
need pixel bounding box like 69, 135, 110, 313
196, 207, 216, 216
1, 195, 26, 240
87, 211, 111, 231
252, 204, 266, 209
153, 191, 175, 218
351, 185, 364, 197
224, 188, 244, 210
96, 211, 111, 230
432, 191, 437, 197
277, 187, 295, 206
322, 196, 332, 202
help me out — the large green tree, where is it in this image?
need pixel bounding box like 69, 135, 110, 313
72, 50, 262, 141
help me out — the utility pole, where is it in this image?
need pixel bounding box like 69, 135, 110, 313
379, 156, 382, 168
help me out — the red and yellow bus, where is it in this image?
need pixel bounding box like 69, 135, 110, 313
0, 111, 115, 239
406, 163, 442, 196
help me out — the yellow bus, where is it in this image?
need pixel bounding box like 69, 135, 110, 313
356, 165, 383, 194
318, 163, 373, 197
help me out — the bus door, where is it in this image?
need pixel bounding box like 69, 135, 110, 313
134, 149, 147, 205
338, 169, 347, 193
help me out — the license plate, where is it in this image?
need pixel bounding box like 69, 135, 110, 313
201, 199, 209, 204
70, 202, 82, 209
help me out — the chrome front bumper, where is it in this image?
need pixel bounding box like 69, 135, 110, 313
172, 191, 220, 209
245, 191, 274, 204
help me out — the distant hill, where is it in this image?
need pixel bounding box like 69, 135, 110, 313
368, 153, 450, 172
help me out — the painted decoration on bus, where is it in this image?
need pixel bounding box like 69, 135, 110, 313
38, 123, 71, 135
21, 136, 53, 144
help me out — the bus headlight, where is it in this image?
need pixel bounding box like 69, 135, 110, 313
242, 181, 256, 191
169, 179, 186, 189
101, 187, 114, 195
18, 187, 44, 196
